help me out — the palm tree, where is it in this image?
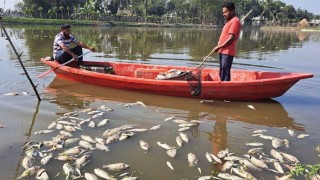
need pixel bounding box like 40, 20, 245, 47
59, 6, 65, 19
53, 6, 58, 19
38, 6, 43, 18
67, 6, 70, 19
48, 9, 54, 19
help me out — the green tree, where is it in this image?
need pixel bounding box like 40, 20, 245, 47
38, 6, 43, 18
53, 6, 58, 19
59, 6, 65, 19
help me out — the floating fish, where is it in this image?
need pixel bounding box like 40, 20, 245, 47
85, 172, 98, 180
164, 116, 175, 121
270, 149, 284, 163
248, 148, 264, 155
198, 176, 213, 180
205, 152, 213, 163
217, 148, 229, 159
247, 105, 256, 110
166, 161, 174, 171
102, 163, 130, 171
40, 153, 53, 165
139, 140, 150, 151
273, 161, 284, 174
34, 129, 55, 135
96, 143, 110, 152
3, 92, 19, 96
157, 142, 174, 150
97, 119, 109, 127
94, 168, 116, 179
176, 136, 183, 147
21, 156, 33, 170
232, 167, 257, 180
79, 140, 95, 150
221, 161, 234, 172
288, 129, 296, 137
166, 148, 177, 158
279, 152, 299, 164
246, 142, 264, 147
17, 166, 40, 179
217, 173, 243, 180
81, 135, 96, 143
210, 153, 222, 164
35, 168, 49, 180
187, 153, 198, 167
179, 132, 189, 143
178, 127, 191, 132
297, 134, 310, 139
150, 125, 161, 130
88, 121, 96, 128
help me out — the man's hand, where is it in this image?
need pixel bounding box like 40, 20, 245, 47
89, 46, 96, 52
213, 46, 220, 53
72, 54, 78, 62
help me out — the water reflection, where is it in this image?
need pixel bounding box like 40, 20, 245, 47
46, 77, 304, 131
4, 25, 318, 66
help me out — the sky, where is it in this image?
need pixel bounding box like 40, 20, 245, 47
0, 0, 319, 15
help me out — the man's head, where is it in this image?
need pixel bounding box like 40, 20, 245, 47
222, 2, 235, 21
61, 24, 71, 38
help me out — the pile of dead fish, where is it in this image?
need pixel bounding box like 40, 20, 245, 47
155, 69, 189, 80
18, 101, 318, 180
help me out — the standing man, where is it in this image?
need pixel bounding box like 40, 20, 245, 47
213, 2, 241, 81
53, 24, 96, 66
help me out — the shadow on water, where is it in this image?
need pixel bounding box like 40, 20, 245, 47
45, 77, 304, 132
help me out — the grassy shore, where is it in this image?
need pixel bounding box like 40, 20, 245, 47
2, 17, 217, 28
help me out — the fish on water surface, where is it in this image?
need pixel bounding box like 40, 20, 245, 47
102, 163, 130, 171
166, 161, 174, 171
139, 140, 150, 151
187, 153, 198, 167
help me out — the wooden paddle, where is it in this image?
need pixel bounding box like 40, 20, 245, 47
37, 51, 91, 78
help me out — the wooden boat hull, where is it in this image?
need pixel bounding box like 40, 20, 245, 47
40, 59, 313, 101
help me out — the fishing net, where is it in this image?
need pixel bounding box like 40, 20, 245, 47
185, 64, 204, 96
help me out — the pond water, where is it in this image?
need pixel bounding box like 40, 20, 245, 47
0, 25, 319, 179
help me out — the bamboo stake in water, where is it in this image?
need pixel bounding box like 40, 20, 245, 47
0, 18, 41, 101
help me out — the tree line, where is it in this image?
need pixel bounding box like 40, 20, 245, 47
9, 0, 320, 24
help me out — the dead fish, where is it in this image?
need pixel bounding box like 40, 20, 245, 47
210, 153, 222, 164
246, 142, 264, 147
288, 129, 296, 137
173, 119, 189, 124
273, 161, 284, 174
95, 137, 105, 144
55, 124, 63, 130
232, 167, 257, 180
122, 177, 138, 180
205, 152, 213, 163
55, 155, 76, 161
279, 152, 299, 164
157, 141, 174, 150
40, 153, 53, 165
96, 143, 110, 152
270, 149, 284, 163
253, 129, 267, 134
275, 173, 292, 180
198, 176, 213, 180
179, 132, 189, 143
3, 92, 19, 96
88, 121, 96, 128
106, 133, 120, 144
87, 110, 100, 115
150, 125, 161, 130
127, 128, 148, 132
94, 168, 116, 179
221, 161, 234, 172
79, 140, 95, 150
190, 120, 203, 124
224, 155, 243, 161
92, 112, 104, 119
81, 135, 96, 143
22, 156, 33, 169
247, 105, 256, 110
198, 167, 202, 174
164, 116, 175, 121
64, 125, 77, 132
239, 159, 261, 171
136, 101, 147, 108
35, 168, 49, 180
166, 148, 177, 158
297, 134, 310, 139
246, 155, 268, 169
34, 129, 55, 135
63, 111, 78, 117
178, 123, 196, 127
75, 153, 91, 169
188, 153, 198, 167
57, 120, 76, 126
139, 140, 149, 151
166, 161, 174, 171
272, 138, 284, 149
60, 130, 73, 137
97, 119, 109, 127
17, 166, 41, 179
248, 147, 264, 155
85, 172, 98, 180
258, 134, 275, 140
176, 136, 183, 147
217, 172, 243, 180
217, 148, 229, 159
47, 121, 57, 129
64, 138, 80, 145
178, 127, 191, 132
102, 163, 130, 171
59, 146, 81, 156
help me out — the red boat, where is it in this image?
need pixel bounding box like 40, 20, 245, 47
40, 59, 313, 101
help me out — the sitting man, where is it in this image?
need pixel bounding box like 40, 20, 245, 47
53, 24, 96, 66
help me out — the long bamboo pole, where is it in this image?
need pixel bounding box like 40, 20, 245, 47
0, 18, 41, 101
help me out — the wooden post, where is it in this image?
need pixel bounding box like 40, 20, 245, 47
0, 18, 41, 101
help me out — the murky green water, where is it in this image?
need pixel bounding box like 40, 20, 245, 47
0, 25, 319, 179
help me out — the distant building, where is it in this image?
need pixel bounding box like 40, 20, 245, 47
309, 19, 320, 26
